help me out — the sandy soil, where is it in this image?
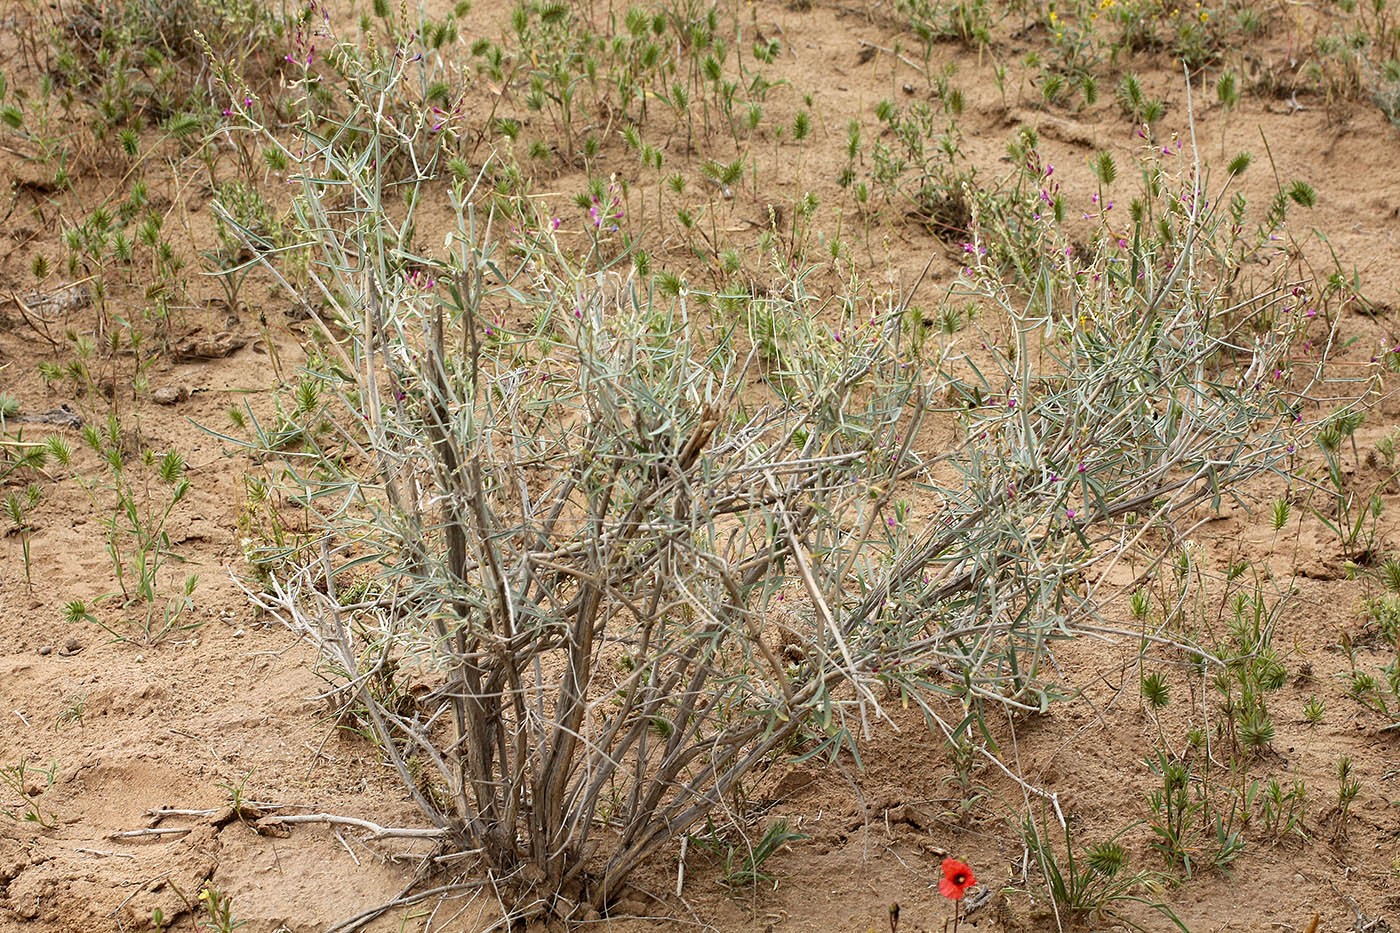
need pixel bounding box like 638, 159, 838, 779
3, 0, 1400, 930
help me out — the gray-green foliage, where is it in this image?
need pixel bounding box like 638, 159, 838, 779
223, 20, 1323, 922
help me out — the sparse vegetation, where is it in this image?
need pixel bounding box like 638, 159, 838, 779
1, 0, 1398, 927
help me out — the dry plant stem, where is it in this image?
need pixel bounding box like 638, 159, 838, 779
322, 881, 486, 933
145, 803, 286, 820
261, 813, 450, 840
73, 848, 136, 859
6, 291, 60, 347
106, 827, 193, 840
136, 804, 447, 840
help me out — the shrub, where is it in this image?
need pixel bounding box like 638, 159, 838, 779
224, 21, 1323, 922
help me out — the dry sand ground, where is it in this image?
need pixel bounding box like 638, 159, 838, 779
3, 0, 1400, 929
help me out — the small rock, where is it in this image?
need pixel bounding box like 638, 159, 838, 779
17, 282, 89, 317
1293, 873, 1304, 884
232, 628, 245, 638
64, 636, 80, 653
171, 331, 249, 362
37, 645, 52, 656
152, 385, 190, 405
135, 655, 145, 664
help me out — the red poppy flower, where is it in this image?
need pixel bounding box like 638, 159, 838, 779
940, 858, 975, 900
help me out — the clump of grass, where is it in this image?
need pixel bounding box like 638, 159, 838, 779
1332, 756, 1362, 841
1020, 807, 1185, 931
692, 817, 809, 889
63, 416, 199, 644
1339, 566, 1400, 731
1144, 749, 1246, 877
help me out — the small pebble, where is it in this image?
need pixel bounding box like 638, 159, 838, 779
37, 645, 52, 656
64, 636, 80, 653
152, 385, 190, 405
233, 628, 246, 638
135, 655, 145, 664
